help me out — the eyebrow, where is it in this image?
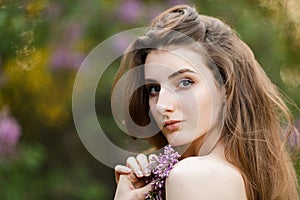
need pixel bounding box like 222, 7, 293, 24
144, 68, 197, 83
144, 78, 157, 84
168, 68, 197, 80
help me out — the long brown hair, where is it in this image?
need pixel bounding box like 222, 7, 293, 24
113, 4, 299, 200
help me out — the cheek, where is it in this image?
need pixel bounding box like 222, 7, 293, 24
199, 102, 212, 131
148, 97, 160, 122
149, 97, 157, 114
149, 97, 155, 109
194, 88, 213, 130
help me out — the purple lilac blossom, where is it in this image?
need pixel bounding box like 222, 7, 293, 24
64, 22, 84, 45
145, 145, 180, 200
0, 116, 21, 156
112, 34, 136, 54
50, 48, 84, 70
117, 0, 143, 24
289, 116, 300, 148
167, 0, 189, 6
50, 21, 85, 70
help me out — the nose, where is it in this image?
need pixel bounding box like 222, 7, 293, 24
155, 86, 176, 115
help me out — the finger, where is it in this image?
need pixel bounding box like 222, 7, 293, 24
148, 154, 159, 164
127, 156, 143, 178
133, 178, 147, 189
134, 183, 153, 200
114, 165, 132, 184
148, 154, 159, 170
115, 165, 132, 173
137, 154, 151, 177
114, 174, 135, 199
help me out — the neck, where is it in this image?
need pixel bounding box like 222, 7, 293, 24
179, 123, 224, 159
179, 140, 225, 160
207, 141, 225, 158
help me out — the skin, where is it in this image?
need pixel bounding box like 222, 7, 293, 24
165, 143, 247, 200
145, 48, 224, 156
114, 48, 247, 200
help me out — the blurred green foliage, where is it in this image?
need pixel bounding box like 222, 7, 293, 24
0, 0, 299, 199
0, 143, 108, 199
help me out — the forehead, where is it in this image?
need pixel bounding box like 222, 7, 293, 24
144, 47, 207, 76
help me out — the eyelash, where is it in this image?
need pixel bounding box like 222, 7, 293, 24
177, 78, 194, 89
146, 84, 160, 96
146, 78, 195, 96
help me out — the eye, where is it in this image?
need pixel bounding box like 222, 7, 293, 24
146, 84, 161, 96
178, 78, 194, 88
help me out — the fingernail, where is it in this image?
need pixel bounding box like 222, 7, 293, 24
123, 167, 131, 173
136, 171, 143, 177
143, 169, 151, 176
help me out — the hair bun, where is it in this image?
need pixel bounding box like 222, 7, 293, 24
147, 5, 206, 43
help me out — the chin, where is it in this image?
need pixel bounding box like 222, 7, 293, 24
167, 138, 190, 147
166, 138, 180, 146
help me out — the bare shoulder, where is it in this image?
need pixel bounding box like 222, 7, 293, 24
166, 156, 247, 200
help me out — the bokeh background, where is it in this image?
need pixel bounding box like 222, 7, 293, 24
1, 0, 300, 199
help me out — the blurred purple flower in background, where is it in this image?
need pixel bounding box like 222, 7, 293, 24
289, 116, 300, 149
0, 108, 22, 158
112, 33, 137, 55
118, 0, 144, 24
50, 48, 84, 70
49, 21, 85, 70
167, 0, 189, 6
64, 22, 84, 45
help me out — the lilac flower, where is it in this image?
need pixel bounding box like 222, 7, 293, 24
0, 115, 21, 156
117, 0, 144, 24
49, 21, 85, 70
288, 116, 300, 149
50, 48, 84, 70
64, 22, 84, 45
145, 145, 180, 200
167, 0, 190, 6
112, 34, 136, 54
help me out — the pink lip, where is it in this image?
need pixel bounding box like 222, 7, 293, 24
163, 120, 182, 132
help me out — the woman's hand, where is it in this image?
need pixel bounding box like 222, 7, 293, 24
115, 154, 158, 182
114, 154, 158, 200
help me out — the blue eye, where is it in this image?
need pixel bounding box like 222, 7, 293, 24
178, 79, 194, 88
147, 84, 161, 96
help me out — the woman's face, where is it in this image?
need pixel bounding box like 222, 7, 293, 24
144, 47, 224, 153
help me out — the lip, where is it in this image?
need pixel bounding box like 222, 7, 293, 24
163, 120, 183, 132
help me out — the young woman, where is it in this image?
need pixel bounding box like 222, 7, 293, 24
113, 4, 299, 200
